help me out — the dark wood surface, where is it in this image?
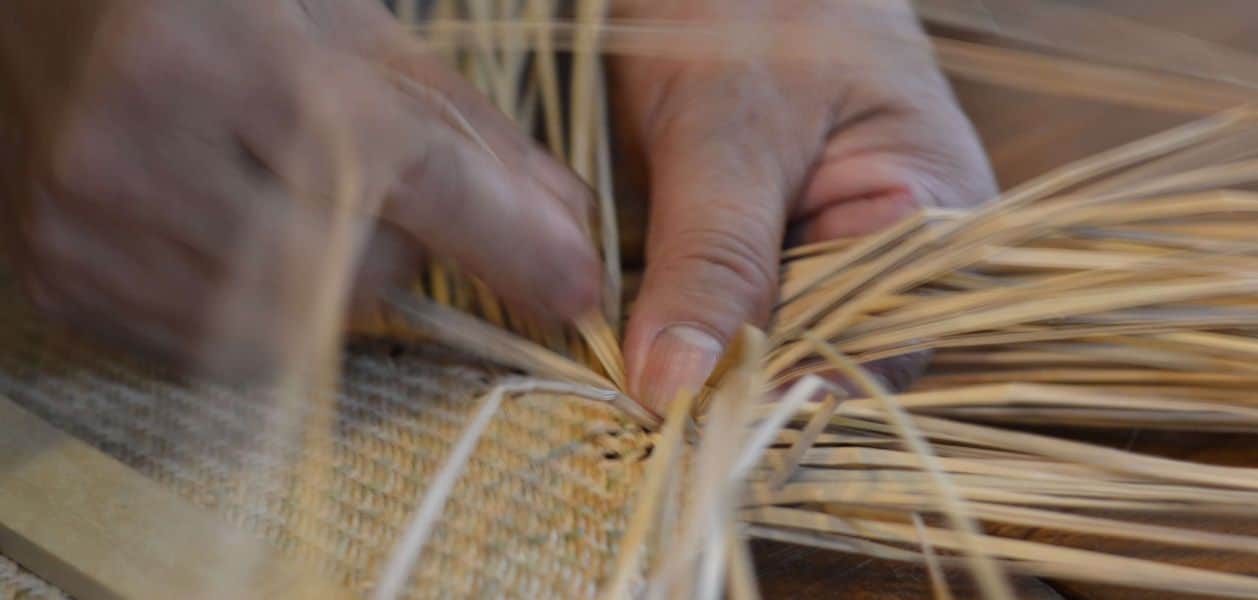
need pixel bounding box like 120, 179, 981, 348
952, 0, 1258, 189
753, 540, 1067, 599
751, 432, 1258, 599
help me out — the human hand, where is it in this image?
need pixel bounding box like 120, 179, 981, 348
612, 0, 996, 412
0, 0, 601, 375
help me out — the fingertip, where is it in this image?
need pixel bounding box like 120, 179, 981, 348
631, 323, 724, 413
491, 196, 603, 323
527, 145, 597, 224
542, 249, 603, 320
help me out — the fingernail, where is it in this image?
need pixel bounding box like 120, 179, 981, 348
636, 325, 724, 413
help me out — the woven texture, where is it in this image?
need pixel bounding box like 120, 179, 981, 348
0, 556, 64, 600
0, 276, 650, 598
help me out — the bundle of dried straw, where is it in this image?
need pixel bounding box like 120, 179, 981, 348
6, 1, 1258, 599
355, 1, 1258, 599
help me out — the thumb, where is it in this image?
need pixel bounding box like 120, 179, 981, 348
624, 134, 792, 413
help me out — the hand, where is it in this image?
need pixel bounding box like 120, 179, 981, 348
0, 0, 601, 375
612, 0, 996, 412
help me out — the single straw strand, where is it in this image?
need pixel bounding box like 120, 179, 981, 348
373, 384, 507, 600
601, 390, 695, 599
915, 513, 956, 600
806, 334, 1016, 600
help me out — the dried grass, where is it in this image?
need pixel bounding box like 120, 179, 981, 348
367, 1, 1258, 598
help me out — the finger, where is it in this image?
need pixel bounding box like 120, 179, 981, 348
378, 111, 603, 322
24, 267, 195, 370
624, 130, 791, 413
346, 220, 425, 323
790, 105, 993, 395
32, 81, 323, 376
21, 191, 224, 371
795, 93, 997, 244
792, 190, 923, 242
375, 35, 596, 228
233, 47, 602, 323
863, 350, 933, 394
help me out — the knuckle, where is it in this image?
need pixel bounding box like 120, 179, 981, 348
662, 222, 779, 321
636, 67, 698, 143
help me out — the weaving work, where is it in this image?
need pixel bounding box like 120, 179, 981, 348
0, 555, 63, 600
0, 275, 649, 598
5, 1, 1258, 599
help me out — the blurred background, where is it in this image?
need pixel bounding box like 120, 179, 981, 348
952, 1, 1258, 186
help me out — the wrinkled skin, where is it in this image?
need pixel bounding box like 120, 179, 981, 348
0, 0, 601, 375
614, 0, 995, 411
0, 0, 994, 404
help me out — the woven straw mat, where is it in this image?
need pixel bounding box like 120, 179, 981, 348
0, 275, 652, 599
0, 554, 65, 600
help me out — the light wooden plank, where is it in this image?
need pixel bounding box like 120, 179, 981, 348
0, 396, 354, 600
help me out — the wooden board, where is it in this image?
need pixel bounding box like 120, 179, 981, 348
753, 540, 1066, 600
0, 396, 354, 600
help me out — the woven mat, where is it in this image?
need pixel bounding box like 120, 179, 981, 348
0, 276, 650, 598
0, 555, 64, 600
